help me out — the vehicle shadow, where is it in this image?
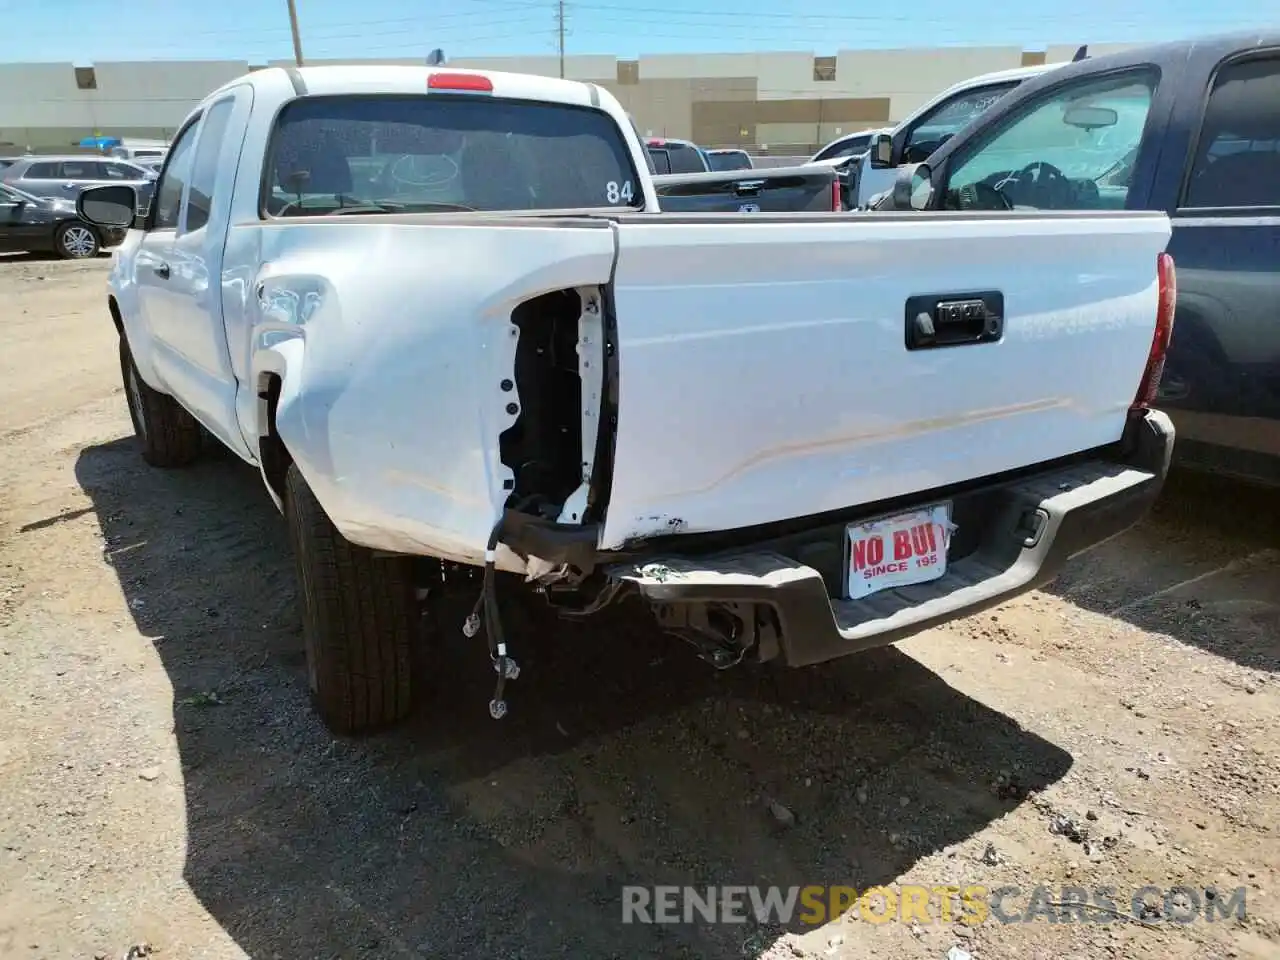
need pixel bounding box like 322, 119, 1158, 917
1044, 468, 1280, 674
74, 436, 1072, 958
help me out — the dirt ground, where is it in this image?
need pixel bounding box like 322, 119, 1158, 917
0, 253, 1276, 960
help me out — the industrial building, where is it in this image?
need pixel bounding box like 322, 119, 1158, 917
0, 43, 1135, 156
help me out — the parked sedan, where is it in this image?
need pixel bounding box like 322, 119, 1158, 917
0, 182, 126, 258
1, 155, 155, 212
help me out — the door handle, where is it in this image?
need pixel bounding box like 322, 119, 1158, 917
154, 262, 170, 280
904, 291, 1003, 350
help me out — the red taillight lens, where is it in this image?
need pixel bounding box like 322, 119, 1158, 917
427, 72, 493, 92
1132, 251, 1177, 410
831, 178, 842, 211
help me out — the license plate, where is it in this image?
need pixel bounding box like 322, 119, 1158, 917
845, 502, 953, 600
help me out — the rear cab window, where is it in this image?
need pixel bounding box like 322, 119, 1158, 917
646, 141, 707, 174
262, 94, 645, 216
707, 151, 751, 171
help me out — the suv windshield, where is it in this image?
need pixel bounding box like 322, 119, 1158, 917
264, 95, 644, 216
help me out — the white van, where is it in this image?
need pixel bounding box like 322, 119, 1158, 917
107, 139, 169, 163
854, 62, 1065, 207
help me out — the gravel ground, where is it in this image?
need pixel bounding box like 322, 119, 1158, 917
0, 254, 1276, 960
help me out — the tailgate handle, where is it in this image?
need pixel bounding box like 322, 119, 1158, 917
905, 292, 1003, 350
733, 179, 766, 195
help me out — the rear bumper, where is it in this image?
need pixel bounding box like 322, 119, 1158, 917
606, 409, 1174, 667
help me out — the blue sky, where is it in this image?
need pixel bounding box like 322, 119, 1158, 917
0, 0, 1273, 63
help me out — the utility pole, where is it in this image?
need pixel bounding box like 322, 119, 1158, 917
557, 0, 565, 78
287, 0, 305, 66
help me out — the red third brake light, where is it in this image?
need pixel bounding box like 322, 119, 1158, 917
427, 72, 493, 92
1132, 251, 1177, 411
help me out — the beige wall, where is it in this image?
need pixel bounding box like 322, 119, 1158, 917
0, 44, 1140, 154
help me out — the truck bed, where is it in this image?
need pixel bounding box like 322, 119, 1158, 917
246, 207, 1172, 565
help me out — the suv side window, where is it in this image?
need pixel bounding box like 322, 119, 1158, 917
944, 69, 1157, 211
23, 162, 59, 179
183, 98, 235, 233
152, 118, 200, 230
1182, 55, 1280, 209
63, 159, 115, 179
104, 162, 141, 180
903, 83, 1020, 163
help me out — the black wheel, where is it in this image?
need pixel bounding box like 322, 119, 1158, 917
119, 336, 203, 467
55, 221, 100, 259
285, 464, 418, 735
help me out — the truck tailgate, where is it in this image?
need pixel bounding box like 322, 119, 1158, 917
599, 211, 1172, 550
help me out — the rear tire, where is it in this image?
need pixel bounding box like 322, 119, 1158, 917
285, 464, 417, 735
119, 336, 202, 467
55, 222, 100, 259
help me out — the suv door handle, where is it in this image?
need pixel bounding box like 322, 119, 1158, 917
154, 262, 170, 280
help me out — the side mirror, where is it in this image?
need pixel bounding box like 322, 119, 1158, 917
868, 132, 894, 169
891, 163, 935, 211
77, 184, 137, 228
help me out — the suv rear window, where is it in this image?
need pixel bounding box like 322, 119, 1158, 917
263, 94, 643, 215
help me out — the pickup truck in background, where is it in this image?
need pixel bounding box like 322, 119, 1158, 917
874, 30, 1280, 487
645, 136, 710, 174
854, 62, 1064, 208
78, 64, 1176, 736
642, 137, 840, 212
652, 161, 840, 212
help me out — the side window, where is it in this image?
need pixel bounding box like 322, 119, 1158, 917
23, 162, 59, 179
60, 159, 95, 178
1182, 55, 1280, 209
183, 98, 235, 233
816, 137, 868, 162
105, 163, 141, 180
152, 119, 200, 230
903, 83, 1019, 163
945, 70, 1157, 211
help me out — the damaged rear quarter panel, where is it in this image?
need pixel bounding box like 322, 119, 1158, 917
245, 217, 617, 566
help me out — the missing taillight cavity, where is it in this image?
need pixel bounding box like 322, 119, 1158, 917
498, 287, 604, 523
1132, 251, 1177, 411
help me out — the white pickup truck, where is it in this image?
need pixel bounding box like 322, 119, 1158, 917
77, 63, 1177, 735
